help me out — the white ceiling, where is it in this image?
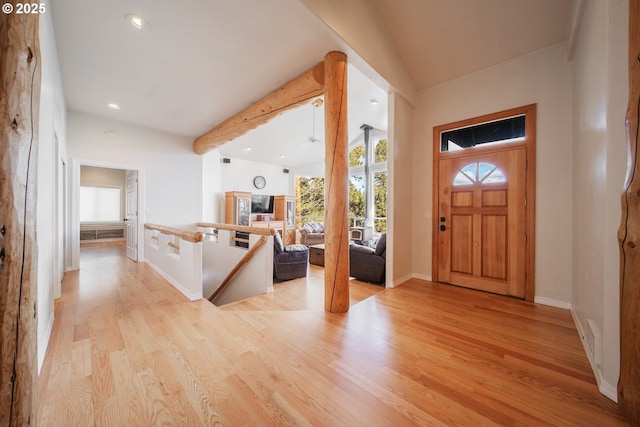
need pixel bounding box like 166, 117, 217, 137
371, 0, 573, 91
50, 0, 574, 168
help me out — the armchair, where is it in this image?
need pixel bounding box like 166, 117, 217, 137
349, 233, 386, 284
273, 232, 309, 281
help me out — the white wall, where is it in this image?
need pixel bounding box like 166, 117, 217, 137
300, 0, 416, 105
220, 156, 292, 195
67, 111, 203, 229
570, 0, 628, 401
202, 150, 222, 222
37, 10, 67, 372
293, 159, 324, 178
388, 92, 414, 286
411, 43, 574, 304
80, 165, 126, 186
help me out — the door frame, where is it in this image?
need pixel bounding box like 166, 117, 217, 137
69, 158, 145, 270
125, 170, 139, 261
53, 131, 66, 299
432, 104, 537, 301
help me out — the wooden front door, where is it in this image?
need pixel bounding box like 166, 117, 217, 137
437, 148, 526, 297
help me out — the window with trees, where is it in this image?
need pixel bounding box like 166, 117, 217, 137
349, 135, 387, 232
296, 132, 388, 234
296, 177, 325, 227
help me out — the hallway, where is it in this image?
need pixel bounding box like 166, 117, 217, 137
37, 244, 627, 426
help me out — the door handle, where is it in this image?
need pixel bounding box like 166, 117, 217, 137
440, 224, 446, 231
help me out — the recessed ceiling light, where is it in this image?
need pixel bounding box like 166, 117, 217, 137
127, 14, 150, 30
370, 99, 379, 105
280, 154, 285, 159
243, 147, 252, 152
107, 103, 120, 110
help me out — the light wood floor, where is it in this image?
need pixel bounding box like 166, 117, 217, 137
220, 263, 384, 311
37, 243, 627, 426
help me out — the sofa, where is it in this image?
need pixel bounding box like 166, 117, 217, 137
349, 233, 386, 284
273, 232, 309, 281
299, 222, 324, 246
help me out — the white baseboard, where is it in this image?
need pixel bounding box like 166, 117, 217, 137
38, 311, 55, 374
145, 259, 201, 301
389, 273, 414, 288
411, 273, 432, 282
599, 380, 618, 402
534, 296, 571, 310
570, 309, 618, 403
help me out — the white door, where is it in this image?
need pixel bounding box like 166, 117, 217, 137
125, 170, 138, 261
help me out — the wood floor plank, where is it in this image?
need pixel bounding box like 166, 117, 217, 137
108, 350, 144, 427
36, 243, 628, 426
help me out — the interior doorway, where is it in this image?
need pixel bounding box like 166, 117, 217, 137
432, 104, 536, 301
70, 159, 144, 270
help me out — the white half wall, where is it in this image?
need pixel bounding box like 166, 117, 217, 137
411, 42, 574, 304
144, 228, 203, 301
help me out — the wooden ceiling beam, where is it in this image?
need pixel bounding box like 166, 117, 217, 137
193, 61, 325, 155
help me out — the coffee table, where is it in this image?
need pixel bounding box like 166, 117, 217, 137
308, 244, 325, 267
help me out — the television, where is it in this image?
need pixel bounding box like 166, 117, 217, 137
251, 194, 274, 214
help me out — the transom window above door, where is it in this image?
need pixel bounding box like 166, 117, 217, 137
453, 162, 506, 186
440, 115, 526, 152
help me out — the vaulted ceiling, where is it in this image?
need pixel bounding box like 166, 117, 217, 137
50, 0, 574, 168
371, 0, 573, 90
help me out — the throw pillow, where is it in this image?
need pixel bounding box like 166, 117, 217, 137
274, 232, 285, 253
374, 233, 387, 256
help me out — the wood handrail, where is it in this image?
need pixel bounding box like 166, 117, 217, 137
167, 242, 180, 251
197, 222, 276, 236
144, 223, 203, 243
208, 235, 268, 303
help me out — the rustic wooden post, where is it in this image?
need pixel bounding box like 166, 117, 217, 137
323, 51, 350, 313
0, 8, 41, 427
618, 0, 640, 424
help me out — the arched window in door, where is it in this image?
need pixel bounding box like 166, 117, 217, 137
453, 162, 506, 186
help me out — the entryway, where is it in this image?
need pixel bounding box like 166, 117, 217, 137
70, 160, 144, 270
432, 105, 536, 300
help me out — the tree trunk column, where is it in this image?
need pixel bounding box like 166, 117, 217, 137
618, 1, 640, 424
323, 51, 350, 313
0, 8, 41, 427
